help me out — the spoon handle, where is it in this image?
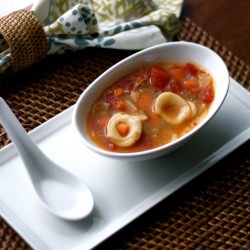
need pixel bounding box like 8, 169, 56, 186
0, 97, 94, 220
0, 97, 46, 174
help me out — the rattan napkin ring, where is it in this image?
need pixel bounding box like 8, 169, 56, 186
0, 9, 48, 73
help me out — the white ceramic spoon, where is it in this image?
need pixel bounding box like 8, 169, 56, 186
0, 97, 94, 220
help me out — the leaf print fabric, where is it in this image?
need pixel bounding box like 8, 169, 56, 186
0, 0, 183, 73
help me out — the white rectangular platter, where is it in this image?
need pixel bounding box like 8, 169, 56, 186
0, 78, 249, 250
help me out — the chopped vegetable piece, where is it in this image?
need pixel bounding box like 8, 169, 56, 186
150, 68, 170, 89
183, 80, 198, 89
169, 68, 186, 81
117, 123, 130, 136
114, 87, 124, 96
185, 63, 198, 76
166, 79, 181, 93
117, 79, 134, 91
137, 94, 152, 110
198, 87, 214, 103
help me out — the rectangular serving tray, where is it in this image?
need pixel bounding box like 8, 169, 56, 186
0, 78, 249, 250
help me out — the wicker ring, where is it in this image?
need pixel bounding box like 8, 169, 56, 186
0, 9, 48, 72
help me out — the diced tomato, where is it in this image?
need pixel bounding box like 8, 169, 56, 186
150, 68, 170, 89
165, 79, 182, 93
117, 79, 134, 91
198, 87, 214, 103
105, 94, 118, 104
185, 63, 198, 76
105, 95, 126, 111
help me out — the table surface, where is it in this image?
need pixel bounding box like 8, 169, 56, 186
0, 0, 249, 249
182, 0, 250, 65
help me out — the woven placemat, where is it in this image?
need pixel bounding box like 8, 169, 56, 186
0, 17, 249, 249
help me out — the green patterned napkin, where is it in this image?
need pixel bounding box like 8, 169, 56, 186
0, 0, 183, 73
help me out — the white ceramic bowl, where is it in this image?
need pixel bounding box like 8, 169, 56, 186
72, 41, 229, 161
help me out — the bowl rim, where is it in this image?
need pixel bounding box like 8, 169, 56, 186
72, 41, 230, 160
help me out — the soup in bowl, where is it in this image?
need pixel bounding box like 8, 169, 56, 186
72, 42, 229, 161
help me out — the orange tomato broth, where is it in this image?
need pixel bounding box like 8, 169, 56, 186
86, 62, 214, 153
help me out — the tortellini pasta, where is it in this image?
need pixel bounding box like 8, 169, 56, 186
106, 113, 142, 147
154, 92, 191, 125
187, 101, 197, 118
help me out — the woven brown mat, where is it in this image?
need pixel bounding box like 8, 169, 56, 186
0, 17, 249, 249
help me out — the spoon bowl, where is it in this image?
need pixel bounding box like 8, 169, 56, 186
0, 97, 94, 220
